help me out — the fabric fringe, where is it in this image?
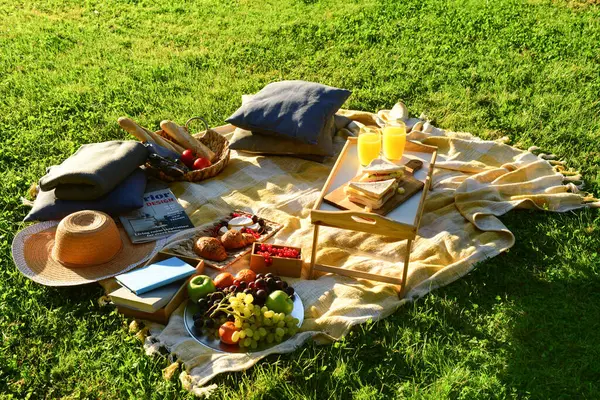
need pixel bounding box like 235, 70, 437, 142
28, 183, 39, 199
163, 361, 180, 381
135, 327, 150, 342
97, 295, 111, 307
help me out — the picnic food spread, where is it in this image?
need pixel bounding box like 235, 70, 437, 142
11, 79, 458, 390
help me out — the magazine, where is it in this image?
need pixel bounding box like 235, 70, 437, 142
119, 189, 194, 243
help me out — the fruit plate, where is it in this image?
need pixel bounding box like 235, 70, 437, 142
183, 296, 304, 353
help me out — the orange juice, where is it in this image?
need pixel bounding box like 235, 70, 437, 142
382, 123, 407, 160
357, 129, 381, 166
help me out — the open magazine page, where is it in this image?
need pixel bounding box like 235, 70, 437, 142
119, 189, 194, 243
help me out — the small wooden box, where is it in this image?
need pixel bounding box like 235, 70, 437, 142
100, 253, 204, 324
249, 242, 302, 278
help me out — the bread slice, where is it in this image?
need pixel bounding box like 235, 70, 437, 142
346, 178, 397, 197
359, 170, 405, 182
360, 158, 405, 182
344, 178, 398, 209
346, 188, 396, 209
362, 158, 404, 174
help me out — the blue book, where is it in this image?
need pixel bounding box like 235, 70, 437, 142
116, 257, 195, 295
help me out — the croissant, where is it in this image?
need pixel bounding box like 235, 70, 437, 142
221, 229, 247, 250
193, 237, 227, 261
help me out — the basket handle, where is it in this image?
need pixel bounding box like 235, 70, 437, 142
185, 116, 209, 133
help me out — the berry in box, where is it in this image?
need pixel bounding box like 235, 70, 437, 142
250, 243, 302, 278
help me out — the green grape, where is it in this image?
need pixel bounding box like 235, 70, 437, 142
253, 305, 261, 315
274, 334, 283, 343
234, 319, 242, 329
288, 327, 298, 336
244, 294, 254, 304
243, 308, 252, 318
278, 313, 286, 321
250, 339, 258, 349
275, 327, 285, 337
272, 313, 280, 323
243, 338, 252, 347
248, 316, 256, 324
263, 310, 274, 319
242, 322, 250, 330
261, 306, 269, 313
286, 321, 296, 328
277, 320, 286, 328
239, 330, 246, 339
292, 318, 300, 325
258, 327, 267, 337
263, 318, 272, 326
236, 292, 246, 300
244, 328, 254, 338
266, 334, 274, 343
231, 331, 241, 343
229, 297, 238, 304
239, 339, 247, 347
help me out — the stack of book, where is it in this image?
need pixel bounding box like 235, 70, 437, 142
109, 256, 197, 324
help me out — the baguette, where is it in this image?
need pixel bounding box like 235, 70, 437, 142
160, 120, 216, 161
118, 117, 181, 154
118, 117, 153, 143
146, 129, 185, 154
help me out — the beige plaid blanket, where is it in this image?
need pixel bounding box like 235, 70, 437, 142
140, 106, 596, 396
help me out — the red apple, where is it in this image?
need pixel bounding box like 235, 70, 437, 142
193, 157, 211, 170
181, 149, 195, 168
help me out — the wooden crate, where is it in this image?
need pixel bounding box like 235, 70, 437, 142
249, 242, 302, 278
309, 137, 438, 297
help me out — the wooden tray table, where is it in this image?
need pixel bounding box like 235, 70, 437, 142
309, 137, 437, 297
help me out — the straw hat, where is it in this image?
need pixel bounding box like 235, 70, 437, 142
12, 210, 165, 286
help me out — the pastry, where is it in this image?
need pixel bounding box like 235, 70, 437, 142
221, 229, 247, 250
242, 233, 256, 245
193, 237, 227, 261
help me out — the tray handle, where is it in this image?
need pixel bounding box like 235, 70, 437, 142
310, 209, 416, 240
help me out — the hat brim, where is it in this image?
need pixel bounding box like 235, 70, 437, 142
12, 220, 166, 286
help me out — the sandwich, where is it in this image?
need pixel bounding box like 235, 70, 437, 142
359, 158, 405, 182
344, 178, 398, 210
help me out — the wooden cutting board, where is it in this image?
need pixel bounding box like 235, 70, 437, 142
324, 159, 424, 216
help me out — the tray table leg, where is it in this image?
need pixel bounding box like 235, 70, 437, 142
308, 224, 320, 279
398, 239, 412, 299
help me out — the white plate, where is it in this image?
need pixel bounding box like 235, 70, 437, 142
184, 294, 304, 353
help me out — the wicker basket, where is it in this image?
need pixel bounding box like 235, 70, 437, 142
149, 117, 230, 183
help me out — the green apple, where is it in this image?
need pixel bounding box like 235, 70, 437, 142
187, 275, 216, 303
265, 290, 294, 314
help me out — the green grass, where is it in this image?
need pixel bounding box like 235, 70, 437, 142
1, 0, 600, 398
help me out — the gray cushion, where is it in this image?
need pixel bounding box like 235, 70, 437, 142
24, 168, 147, 222
39, 141, 148, 201
229, 116, 335, 162
226, 80, 351, 145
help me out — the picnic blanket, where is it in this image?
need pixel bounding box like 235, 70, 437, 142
138, 105, 597, 396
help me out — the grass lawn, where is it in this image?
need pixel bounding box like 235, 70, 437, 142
2, 0, 600, 398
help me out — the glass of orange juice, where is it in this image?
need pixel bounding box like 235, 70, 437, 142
357, 126, 381, 166
382, 120, 407, 160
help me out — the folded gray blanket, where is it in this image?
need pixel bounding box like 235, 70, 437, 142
39, 141, 148, 201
